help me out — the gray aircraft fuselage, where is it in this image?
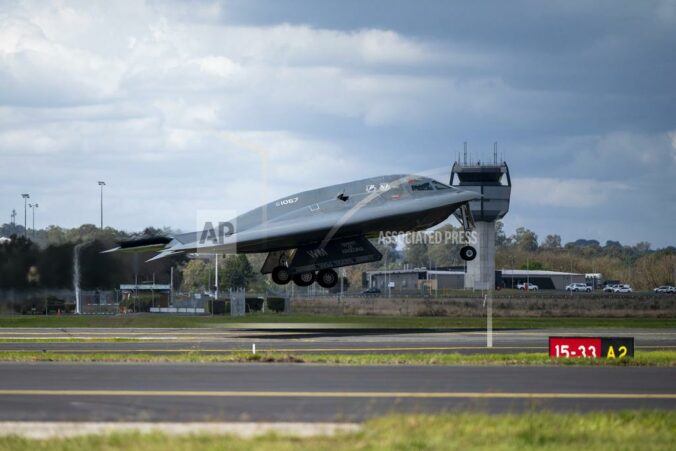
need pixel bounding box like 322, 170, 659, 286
161, 174, 480, 256
107, 173, 480, 278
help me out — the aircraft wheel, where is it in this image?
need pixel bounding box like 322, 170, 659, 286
317, 269, 338, 289
272, 266, 291, 285
293, 271, 316, 287
460, 246, 477, 261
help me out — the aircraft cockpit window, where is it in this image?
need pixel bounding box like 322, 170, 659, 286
410, 180, 434, 191
432, 181, 452, 190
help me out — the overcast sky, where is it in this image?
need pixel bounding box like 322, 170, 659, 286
1, 0, 675, 247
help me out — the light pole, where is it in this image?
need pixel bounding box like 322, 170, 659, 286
28, 203, 38, 239
214, 254, 219, 301
10, 209, 16, 234
98, 181, 106, 229
21, 194, 29, 237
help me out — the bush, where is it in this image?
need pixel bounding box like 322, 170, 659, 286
210, 300, 229, 315
245, 297, 264, 313
266, 297, 286, 313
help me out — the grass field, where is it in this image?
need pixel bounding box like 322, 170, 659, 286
0, 350, 673, 366
0, 411, 673, 450
1, 313, 674, 329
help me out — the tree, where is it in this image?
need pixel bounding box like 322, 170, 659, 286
541, 234, 562, 249
633, 241, 651, 255
513, 227, 538, 252
520, 260, 544, 270
403, 233, 429, 268
495, 221, 512, 247
428, 224, 462, 268
0, 235, 39, 288
181, 260, 208, 291
220, 254, 256, 289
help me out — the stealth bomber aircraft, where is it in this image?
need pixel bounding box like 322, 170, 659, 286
104, 174, 480, 288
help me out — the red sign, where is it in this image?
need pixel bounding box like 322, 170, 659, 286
549, 337, 602, 359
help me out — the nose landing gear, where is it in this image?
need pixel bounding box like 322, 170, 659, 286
460, 246, 477, 261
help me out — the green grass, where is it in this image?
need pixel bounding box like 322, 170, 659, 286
0, 411, 673, 450
1, 313, 674, 329
0, 350, 673, 366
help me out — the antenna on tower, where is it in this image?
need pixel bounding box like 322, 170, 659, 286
463, 141, 467, 165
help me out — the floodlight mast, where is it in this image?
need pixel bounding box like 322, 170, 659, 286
98, 181, 106, 229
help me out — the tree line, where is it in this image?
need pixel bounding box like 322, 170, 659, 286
1, 222, 674, 291
0, 224, 262, 293
392, 221, 675, 290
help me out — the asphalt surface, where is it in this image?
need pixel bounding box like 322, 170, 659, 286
0, 327, 674, 354
0, 363, 674, 421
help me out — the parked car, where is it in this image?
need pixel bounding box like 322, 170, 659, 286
654, 286, 676, 293
361, 287, 382, 296
517, 283, 539, 291
603, 284, 618, 293
566, 283, 592, 292
612, 284, 633, 293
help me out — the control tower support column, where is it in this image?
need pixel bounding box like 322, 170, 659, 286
465, 221, 496, 290
451, 155, 511, 290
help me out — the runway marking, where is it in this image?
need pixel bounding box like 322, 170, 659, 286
0, 389, 674, 400
0, 421, 360, 439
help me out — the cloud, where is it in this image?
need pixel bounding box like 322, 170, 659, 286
0, 0, 674, 246
513, 178, 631, 208
667, 130, 676, 165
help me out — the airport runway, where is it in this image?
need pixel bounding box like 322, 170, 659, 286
0, 327, 674, 354
0, 363, 674, 421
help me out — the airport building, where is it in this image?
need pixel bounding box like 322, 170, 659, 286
365, 268, 585, 293
365, 269, 466, 293
500, 269, 586, 290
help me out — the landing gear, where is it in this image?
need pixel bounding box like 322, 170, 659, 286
272, 267, 339, 288
460, 246, 477, 261
272, 266, 291, 285
317, 269, 339, 289
293, 271, 316, 287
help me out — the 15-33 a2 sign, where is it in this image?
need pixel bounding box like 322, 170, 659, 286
549, 337, 634, 359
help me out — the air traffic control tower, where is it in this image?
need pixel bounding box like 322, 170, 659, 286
450, 146, 511, 290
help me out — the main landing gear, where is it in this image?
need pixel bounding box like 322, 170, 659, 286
271, 266, 291, 285
271, 266, 339, 288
